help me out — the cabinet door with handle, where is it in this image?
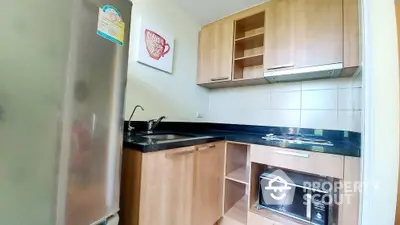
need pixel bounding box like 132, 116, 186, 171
264, 0, 295, 72
198, 19, 234, 84
264, 0, 343, 72
293, 0, 343, 68
139, 146, 196, 225
192, 142, 225, 225
198, 24, 216, 84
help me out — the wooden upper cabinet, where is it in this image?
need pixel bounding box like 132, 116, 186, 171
293, 0, 343, 68
264, 0, 295, 71
192, 142, 225, 225
344, 0, 360, 68
198, 19, 234, 84
198, 24, 214, 84
264, 0, 343, 71
197, 0, 359, 88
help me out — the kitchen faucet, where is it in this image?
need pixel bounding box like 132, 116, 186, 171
128, 105, 144, 132
147, 116, 167, 134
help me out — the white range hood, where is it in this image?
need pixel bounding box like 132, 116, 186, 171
264, 63, 344, 83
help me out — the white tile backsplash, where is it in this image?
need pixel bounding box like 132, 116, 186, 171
337, 77, 355, 89
302, 90, 338, 110
269, 110, 301, 127
236, 92, 270, 110
338, 89, 353, 110
352, 71, 363, 88
207, 77, 362, 132
301, 110, 338, 130
301, 78, 339, 90
338, 110, 353, 131
352, 111, 362, 132
208, 109, 271, 126
338, 110, 362, 132
352, 88, 363, 110
269, 82, 302, 92
270, 91, 301, 110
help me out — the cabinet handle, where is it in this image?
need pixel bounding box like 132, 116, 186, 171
210, 77, 229, 81
165, 148, 196, 158
274, 150, 309, 158
266, 64, 295, 71
306, 193, 312, 220
197, 144, 216, 152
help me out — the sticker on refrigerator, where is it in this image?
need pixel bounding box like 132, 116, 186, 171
97, 5, 125, 46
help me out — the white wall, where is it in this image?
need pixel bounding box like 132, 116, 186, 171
207, 76, 362, 131
124, 0, 209, 122
360, 0, 399, 224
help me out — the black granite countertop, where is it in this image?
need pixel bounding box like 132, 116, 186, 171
123, 122, 361, 157
123, 132, 225, 152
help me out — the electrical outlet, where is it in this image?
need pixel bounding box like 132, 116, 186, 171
196, 112, 203, 119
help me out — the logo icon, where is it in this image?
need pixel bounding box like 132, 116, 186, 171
260, 169, 295, 205
265, 176, 292, 200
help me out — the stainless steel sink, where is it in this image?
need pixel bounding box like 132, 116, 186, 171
126, 133, 214, 145
142, 134, 195, 141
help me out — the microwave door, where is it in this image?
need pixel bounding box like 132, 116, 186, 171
280, 186, 310, 222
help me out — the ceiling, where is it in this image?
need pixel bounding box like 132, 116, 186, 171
175, 0, 267, 26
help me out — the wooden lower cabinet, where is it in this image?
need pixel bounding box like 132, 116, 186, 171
121, 142, 360, 225
192, 142, 225, 225
120, 142, 225, 225
138, 146, 196, 225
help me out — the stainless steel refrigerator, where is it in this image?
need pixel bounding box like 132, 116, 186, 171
0, 0, 132, 225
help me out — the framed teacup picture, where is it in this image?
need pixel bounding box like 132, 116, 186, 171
137, 21, 175, 73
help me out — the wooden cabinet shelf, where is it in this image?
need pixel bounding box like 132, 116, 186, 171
226, 167, 248, 184
235, 32, 265, 49
235, 54, 264, 67
235, 31, 264, 41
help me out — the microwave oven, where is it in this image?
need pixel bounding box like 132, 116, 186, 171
258, 169, 334, 225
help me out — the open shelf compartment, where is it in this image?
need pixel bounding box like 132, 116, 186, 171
223, 180, 248, 225
220, 142, 250, 225
233, 12, 265, 80
249, 162, 268, 209
225, 142, 249, 184
235, 12, 265, 39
